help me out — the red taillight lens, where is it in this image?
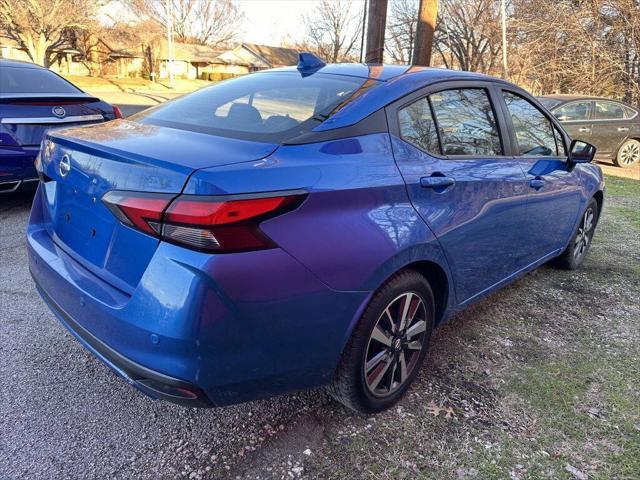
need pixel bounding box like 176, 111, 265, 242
102, 191, 306, 253
102, 191, 174, 235
162, 194, 305, 252
112, 105, 123, 119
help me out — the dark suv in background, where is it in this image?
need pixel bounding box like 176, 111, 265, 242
539, 95, 640, 168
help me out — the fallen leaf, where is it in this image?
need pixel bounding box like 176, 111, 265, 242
565, 463, 587, 480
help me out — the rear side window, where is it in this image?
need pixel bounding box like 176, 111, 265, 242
136, 72, 380, 142
398, 98, 440, 154
0, 66, 81, 94
622, 105, 638, 119
594, 101, 625, 120
429, 89, 502, 156
554, 102, 591, 121
503, 92, 558, 156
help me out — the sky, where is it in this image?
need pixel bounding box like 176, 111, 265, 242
237, 0, 366, 46
105, 0, 367, 48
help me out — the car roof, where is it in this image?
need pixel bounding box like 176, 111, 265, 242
264, 63, 512, 132
270, 63, 496, 83
539, 94, 623, 103
0, 58, 43, 69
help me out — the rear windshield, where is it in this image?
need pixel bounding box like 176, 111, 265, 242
0, 66, 81, 94
135, 72, 380, 142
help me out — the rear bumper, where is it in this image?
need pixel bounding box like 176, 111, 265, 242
27, 185, 369, 407
0, 177, 38, 193
0, 145, 38, 187
32, 277, 213, 407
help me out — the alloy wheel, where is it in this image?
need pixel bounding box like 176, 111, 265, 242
620, 141, 640, 166
363, 292, 427, 397
573, 207, 595, 260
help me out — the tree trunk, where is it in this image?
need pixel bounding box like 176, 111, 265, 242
21, 32, 50, 67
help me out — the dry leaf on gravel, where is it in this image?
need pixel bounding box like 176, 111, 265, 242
426, 402, 456, 418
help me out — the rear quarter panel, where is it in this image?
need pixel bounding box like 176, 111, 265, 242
184, 133, 452, 295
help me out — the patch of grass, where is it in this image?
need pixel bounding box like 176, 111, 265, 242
62, 74, 212, 93
604, 174, 640, 197
505, 351, 640, 479
615, 207, 640, 230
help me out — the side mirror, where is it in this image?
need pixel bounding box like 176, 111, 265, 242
569, 139, 596, 164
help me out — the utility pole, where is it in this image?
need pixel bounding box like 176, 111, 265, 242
359, 0, 368, 63
364, 0, 388, 64
500, 0, 508, 80
412, 0, 438, 66
166, 0, 175, 88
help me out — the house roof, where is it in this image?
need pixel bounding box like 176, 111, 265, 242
240, 43, 300, 67
158, 41, 226, 63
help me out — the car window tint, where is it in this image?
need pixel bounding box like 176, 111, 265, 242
622, 105, 638, 119
0, 66, 81, 94
398, 97, 440, 154
503, 92, 558, 156
554, 102, 591, 121
594, 101, 625, 120
429, 89, 502, 156
136, 72, 380, 142
553, 126, 566, 156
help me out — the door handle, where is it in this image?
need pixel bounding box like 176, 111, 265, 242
420, 176, 455, 189
530, 178, 545, 190
617, 127, 630, 132
578, 127, 591, 133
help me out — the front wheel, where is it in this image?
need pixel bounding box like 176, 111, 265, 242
554, 198, 599, 270
328, 270, 435, 413
614, 139, 640, 168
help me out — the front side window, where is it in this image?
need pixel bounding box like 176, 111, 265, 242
594, 101, 625, 120
136, 72, 380, 142
553, 125, 566, 156
429, 89, 502, 156
503, 92, 557, 156
554, 101, 591, 121
398, 97, 440, 154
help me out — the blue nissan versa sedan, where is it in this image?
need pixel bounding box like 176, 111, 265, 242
0, 58, 121, 193
28, 55, 604, 413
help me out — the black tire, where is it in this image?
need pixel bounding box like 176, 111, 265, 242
328, 270, 435, 414
554, 198, 599, 270
614, 139, 640, 168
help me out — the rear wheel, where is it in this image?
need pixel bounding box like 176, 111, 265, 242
614, 139, 640, 167
328, 270, 434, 413
554, 198, 599, 270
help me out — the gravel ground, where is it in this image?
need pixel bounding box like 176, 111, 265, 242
1, 177, 638, 480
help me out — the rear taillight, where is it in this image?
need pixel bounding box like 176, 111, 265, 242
103, 191, 174, 235
102, 191, 306, 253
112, 105, 123, 119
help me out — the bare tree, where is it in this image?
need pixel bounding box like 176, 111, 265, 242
0, 0, 100, 66
386, 0, 418, 63
125, 0, 243, 46
302, 0, 363, 63
510, 0, 640, 102
433, 0, 502, 72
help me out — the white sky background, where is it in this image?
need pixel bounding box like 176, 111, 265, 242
104, 1, 367, 48
236, 0, 364, 46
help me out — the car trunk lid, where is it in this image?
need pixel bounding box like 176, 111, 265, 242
0, 94, 107, 146
38, 120, 278, 291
